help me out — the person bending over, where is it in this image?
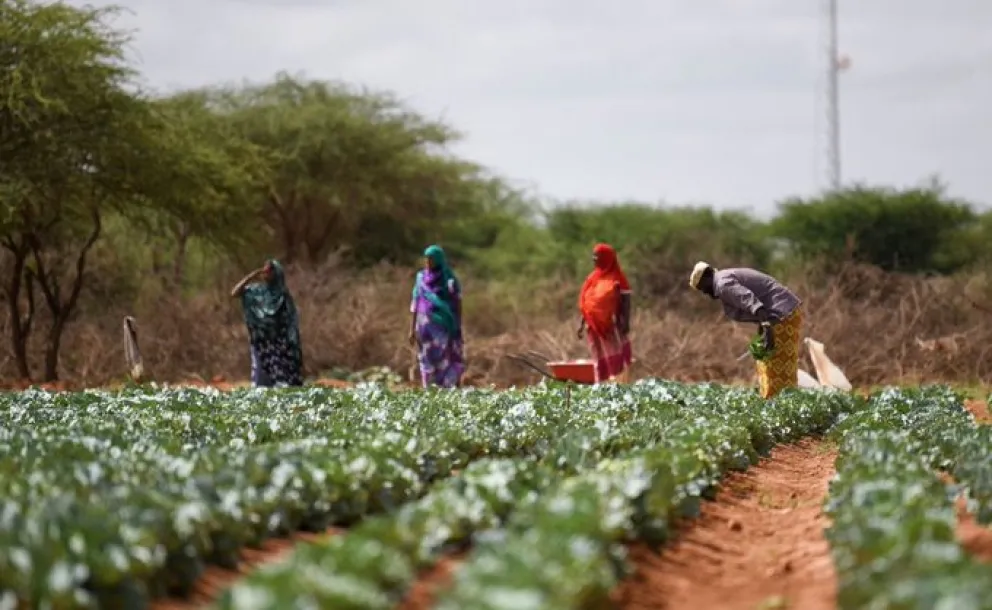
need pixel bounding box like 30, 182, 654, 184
689, 262, 803, 398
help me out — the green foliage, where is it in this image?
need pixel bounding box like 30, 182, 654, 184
478, 202, 775, 294
1, 0, 147, 379
826, 386, 992, 608
0, 0, 277, 380
772, 183, 978, 274
207, 381, 852, 608
187, 73, 519, 267
747, 332, 772, 361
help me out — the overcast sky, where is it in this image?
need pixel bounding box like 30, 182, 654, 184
71, 0, 992, 215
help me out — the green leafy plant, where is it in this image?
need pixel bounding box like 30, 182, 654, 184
748, 332, 773, 361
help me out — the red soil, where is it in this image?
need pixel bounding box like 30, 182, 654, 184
148, 529, 338, 610
956, 495, 992, 563
395, 553, 466, 610
613, 439, 838, 610
965, 399, 992, 423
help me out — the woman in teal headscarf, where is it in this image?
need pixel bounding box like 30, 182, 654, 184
408, 245, 465, 388
231, 259, 304, 387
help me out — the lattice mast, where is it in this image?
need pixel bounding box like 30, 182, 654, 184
824, 0, 849, 192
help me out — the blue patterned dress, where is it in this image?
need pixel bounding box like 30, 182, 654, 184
411, 246, 465, 388
241, 260, 304, 387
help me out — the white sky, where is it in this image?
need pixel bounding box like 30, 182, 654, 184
71, 0, 992, 215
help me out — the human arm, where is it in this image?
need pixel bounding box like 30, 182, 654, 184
616, 283, 631, 335
408, 279, 418, 346
448, 278, 463, 338
230, 268, 264, 298
719, 279, 774, 349
718, 279, 771, 323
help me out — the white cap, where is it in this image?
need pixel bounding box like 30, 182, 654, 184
689, 261, 712, 289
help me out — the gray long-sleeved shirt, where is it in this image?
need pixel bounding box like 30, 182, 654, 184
713, 268, 801, 324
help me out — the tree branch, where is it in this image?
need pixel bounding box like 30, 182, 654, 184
25, 231, 59, 315
65, 208, 102, 317
21, 267, 36, 337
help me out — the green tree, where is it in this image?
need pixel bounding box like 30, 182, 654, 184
538, 202, 772, 293
0, 0, 267, 380
124, 91, 270, 288
771, 182, 977, 274
0, 0, 140, 380
194, 74, 501, 267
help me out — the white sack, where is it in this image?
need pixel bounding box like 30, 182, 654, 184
804, 337, 852, 391
797, 368, 822, 389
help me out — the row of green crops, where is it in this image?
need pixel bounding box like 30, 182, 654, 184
0, 382, 667, 608
216, 381, 857, 609
4, 381, 991, 610
826, 386, 992, 609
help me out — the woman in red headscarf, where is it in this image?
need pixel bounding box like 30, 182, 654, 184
577, 243, 633, 383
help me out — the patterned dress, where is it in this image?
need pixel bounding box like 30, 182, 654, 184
241, 260, 304, 388
411, 247, 465, 388
579, 244, 633, 383
754, 306, 804, 399
711, 267, 803, 399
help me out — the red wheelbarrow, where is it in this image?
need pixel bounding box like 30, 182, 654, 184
506, 351, 599, 385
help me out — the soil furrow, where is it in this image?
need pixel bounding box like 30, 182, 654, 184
395, 553, 465, 610
612, 438, 837, 610
965, 399, 992, 423
149, 529, 338, 610
955, 495, 992, 563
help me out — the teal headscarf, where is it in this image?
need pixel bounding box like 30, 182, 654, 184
242, 259, 301, 347
412, 245, 461, 335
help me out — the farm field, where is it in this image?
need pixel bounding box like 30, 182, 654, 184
1, 381, 991, 609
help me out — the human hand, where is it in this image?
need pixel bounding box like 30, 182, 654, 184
760, 323, 774, 352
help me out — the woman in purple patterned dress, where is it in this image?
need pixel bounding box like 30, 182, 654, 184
408, 245, 465, 388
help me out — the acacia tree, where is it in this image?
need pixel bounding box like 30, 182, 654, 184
123, 92, 270, 288
0, 0, 267, 380
0, 0, 139, 380
197, 74, 498, 267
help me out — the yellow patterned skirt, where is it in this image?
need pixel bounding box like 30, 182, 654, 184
754, 306, 804, 399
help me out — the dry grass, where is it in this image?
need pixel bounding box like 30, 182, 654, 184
2, 261, 992, 388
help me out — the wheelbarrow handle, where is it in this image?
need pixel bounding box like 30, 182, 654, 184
505, 354, 554, 380
525, 349, 555, 363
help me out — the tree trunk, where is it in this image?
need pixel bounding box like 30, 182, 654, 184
3, 243, 32, 380
28, 210, 102, 382
173, 222, 190, 287
43, 316, 65, 382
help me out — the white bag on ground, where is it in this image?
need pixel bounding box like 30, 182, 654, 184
797, 368, 821, 388
804, 337, 852, 391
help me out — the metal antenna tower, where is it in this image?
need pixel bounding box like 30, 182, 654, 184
824, 0, 842, 191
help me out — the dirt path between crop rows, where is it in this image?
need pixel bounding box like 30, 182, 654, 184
953, 400, 992, 563
395, 553, 466, 610
956, 494, 992, 563
148, 529, 338, 610
965, 399, 992, 423
613, 438, 838, 610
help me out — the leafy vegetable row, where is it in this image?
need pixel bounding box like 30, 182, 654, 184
217, 382, 857, 609
825, 386, 992, 609
438, 385, 853, 609
0, 383, 659, 608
